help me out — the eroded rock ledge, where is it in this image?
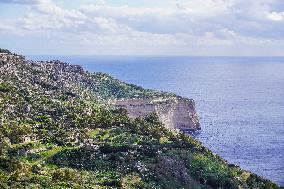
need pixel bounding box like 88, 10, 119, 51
111, 96, 200, 132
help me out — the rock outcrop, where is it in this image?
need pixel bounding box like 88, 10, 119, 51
111, 97, 200, 132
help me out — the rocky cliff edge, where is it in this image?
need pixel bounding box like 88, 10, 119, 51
111, 97, 201, 132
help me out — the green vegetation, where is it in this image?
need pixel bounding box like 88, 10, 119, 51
0, 48, 11, 53
92, 72, 173, 100
0, 50, 282, 188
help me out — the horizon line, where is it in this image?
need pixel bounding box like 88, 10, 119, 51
26, 54, 284, 58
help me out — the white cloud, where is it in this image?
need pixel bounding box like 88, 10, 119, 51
0, 0, 284, 55
267, 12, 284, 21
0, 0, 41, 4
176, 0, 234, 16
197, 32, 232, 46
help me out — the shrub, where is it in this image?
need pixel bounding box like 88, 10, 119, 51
0, 83, 11, 93
52, 168, 78, 182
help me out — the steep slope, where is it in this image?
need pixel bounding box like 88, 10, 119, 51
0, 49, 282, 189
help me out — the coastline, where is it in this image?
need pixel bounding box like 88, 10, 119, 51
0, 50, 282, 188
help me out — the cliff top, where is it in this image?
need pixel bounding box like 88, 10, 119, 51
0, 51, 175, 102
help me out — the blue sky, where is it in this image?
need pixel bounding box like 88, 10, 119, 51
0, 0, 284, 56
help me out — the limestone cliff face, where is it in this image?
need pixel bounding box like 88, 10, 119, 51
111, 97, 200, 131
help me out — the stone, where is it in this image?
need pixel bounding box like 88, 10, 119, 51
111, 96, 200, 131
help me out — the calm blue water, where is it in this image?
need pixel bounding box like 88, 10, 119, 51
28, 55, 284, 186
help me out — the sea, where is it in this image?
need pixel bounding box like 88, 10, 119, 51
28, 55, 284, 186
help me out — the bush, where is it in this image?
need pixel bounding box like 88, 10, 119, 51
52, 168, 78, 182
0, 83, 11, 93
188, 153, 237, 188
0, 48, 11, 53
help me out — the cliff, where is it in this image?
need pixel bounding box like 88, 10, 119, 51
1, 52, 201, 132
0, 49, 282, 189
111, 97, 200, 132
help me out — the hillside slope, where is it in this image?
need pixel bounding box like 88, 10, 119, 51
0, 49, 282, 189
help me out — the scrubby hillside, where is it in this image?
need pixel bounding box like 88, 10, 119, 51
0, 50, 282, 189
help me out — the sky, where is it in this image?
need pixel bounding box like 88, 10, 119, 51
0, 0, 284, 56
